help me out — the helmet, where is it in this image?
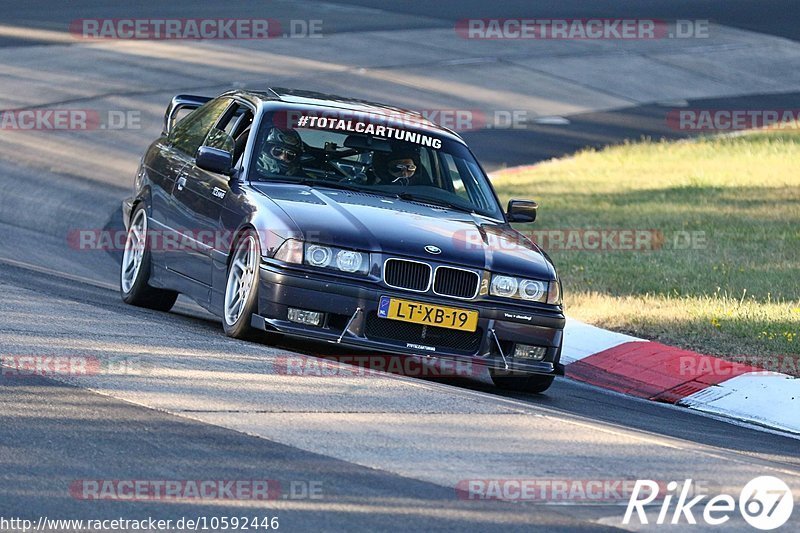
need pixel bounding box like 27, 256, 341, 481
258, 127, 302, 175
373, 149, 419, 184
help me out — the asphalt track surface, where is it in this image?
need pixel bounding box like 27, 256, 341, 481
1, 1, 799, 531
3, 0, 799, 43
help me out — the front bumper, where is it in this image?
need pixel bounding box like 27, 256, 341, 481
252, 263, 565, 376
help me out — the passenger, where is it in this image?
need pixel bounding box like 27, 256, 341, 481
372, 149, 420, 185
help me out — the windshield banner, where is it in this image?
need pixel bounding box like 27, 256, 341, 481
294, 114, 443, 149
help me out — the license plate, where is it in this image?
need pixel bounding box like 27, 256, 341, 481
377, 296, 478, 332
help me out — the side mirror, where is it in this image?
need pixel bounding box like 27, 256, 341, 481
507, 199, 538, 223
196, 146, 234, 176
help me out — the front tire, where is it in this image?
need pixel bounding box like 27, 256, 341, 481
491, 370, 555, 394
222, 229, 262, 339
120, 204, 178, 311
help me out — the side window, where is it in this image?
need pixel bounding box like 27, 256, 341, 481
205, 129, 235, 153
206, 103, 255, 166
205, 103, 254, 156
170, 98, 232, 157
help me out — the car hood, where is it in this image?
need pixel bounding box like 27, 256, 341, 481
251, 184, 556, 279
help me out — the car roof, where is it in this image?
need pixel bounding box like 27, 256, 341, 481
231, 87, 465, 142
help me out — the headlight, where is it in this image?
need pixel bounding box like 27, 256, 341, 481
490, 276, 518, 298
306, 244, 333, 267
490, 274, 556, 304
336, 250, 363, 273
304, 243, 369, 275
519, 279, 546, 301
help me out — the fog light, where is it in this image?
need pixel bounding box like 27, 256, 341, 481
288, 308, 323, 326
513, 344, 547, 361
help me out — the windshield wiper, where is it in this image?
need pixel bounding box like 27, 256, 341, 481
395, 192, 475, 214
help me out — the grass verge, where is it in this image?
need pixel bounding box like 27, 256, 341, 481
491, 128, 800, 372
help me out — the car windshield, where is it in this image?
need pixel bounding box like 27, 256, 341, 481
247, 109, 504, 219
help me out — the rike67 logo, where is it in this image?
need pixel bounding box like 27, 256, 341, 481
624, 476, 794, 530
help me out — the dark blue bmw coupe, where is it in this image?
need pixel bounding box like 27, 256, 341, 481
121, 88, 564, 392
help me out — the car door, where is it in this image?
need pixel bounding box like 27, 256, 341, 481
147, 95, 212, 241
159, 97, 233, 288
168, 100, 253, 290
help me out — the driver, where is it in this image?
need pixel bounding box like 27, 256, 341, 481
372, 149, 420, 185
257, 127, 303, 176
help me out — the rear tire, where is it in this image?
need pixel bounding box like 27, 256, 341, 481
490, 370, 555, 394
120, 204, 178, 311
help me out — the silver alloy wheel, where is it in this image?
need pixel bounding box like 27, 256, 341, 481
121, 208, 147, 294
224, 234, 259, 326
